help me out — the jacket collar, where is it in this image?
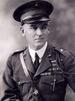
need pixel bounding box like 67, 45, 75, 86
34, 45, 52, 77
23, 45, 54, 77
28, 42, 48, 62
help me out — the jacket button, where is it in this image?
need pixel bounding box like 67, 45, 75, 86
18, 81, 21, 85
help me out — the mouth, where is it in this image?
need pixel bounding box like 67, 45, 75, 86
34, 38, 44, 42
34, 36, 44, 40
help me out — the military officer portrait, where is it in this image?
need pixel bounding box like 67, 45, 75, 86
1, 0, 75, 101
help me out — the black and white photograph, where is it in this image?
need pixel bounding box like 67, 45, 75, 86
0, 0, 75, 101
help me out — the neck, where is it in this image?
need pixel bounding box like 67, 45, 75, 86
28, 42, 48, 51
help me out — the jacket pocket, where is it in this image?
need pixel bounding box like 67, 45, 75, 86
39, 73, 65, 92
17, 80, 31, 95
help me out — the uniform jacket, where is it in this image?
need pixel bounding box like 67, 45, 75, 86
1, 45, 75, 101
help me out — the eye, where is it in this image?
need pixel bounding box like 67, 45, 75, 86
29, 22, 48, 30
30, 24, 38, 30
40, 23, 48, 30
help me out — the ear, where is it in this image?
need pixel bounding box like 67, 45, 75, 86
46, 27, 50, 34
47, 21, 50, 34
20, 26, 25, 37
20, 26, 24, 33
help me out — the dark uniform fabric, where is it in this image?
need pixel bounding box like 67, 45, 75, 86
1, 45, 75, 101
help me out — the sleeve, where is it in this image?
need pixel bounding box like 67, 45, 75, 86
1, 55, 21, 101
64, 52, 75, 92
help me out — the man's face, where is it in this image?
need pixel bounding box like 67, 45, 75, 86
22, 22, 49, 50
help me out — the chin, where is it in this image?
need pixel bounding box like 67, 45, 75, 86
34, 43, 45, 50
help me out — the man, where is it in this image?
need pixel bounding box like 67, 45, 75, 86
1, 0, 75, 101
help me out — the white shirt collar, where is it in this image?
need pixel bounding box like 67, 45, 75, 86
28, 42, 48, 62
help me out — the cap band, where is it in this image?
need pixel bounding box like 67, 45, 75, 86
21, 15, 49, 25
20, 9, 48, 21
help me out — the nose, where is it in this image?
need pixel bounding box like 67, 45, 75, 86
36, 28, 42, 36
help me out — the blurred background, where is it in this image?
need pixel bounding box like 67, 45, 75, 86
0, 0, 75, 100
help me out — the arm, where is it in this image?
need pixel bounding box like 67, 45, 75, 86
1, 56, 21, 101
64, 52, 75, 92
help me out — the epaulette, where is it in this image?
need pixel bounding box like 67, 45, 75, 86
54, 47, 71, 57
12, 47, 27, 56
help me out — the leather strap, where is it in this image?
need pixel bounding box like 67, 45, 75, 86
20, 53, 32, 81
20, 52, 45, 101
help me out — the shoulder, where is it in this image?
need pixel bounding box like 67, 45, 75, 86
54, 47, 75, 65
54, 47, 73, 57
47, 45, 73, 59
7, 47, 27, 63
53, 47, 75, 70
12, 47, 27, 56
